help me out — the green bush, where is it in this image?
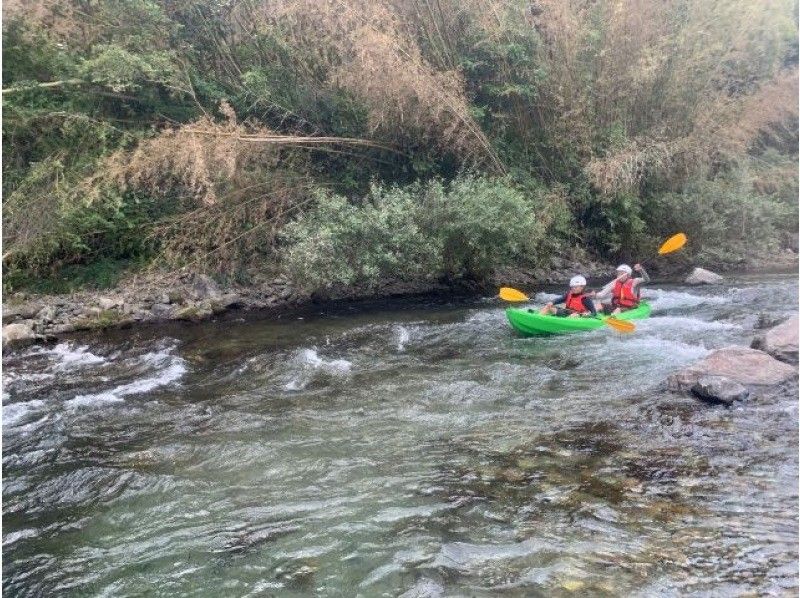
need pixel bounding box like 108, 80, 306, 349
644, 175, 793, 267
426, 175, 552, 280
281, 185, 437, 292
281, 175, 561, 293
3, 172, 171, 293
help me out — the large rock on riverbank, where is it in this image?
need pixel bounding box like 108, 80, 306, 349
684, 267, 723, 285
751, 314, 798, 364
2, 321, 39, 350
667, 346, 796, 405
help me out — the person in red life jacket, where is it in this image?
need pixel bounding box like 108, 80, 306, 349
537, 275, 598, 318
596, 263, 649, 315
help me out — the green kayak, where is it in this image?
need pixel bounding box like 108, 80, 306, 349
506, 302, 652, 336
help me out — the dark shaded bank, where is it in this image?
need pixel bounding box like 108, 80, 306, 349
0, 253, 613, 349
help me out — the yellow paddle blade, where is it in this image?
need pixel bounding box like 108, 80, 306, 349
658, 233, 687, 255
499, 287, 529, 302
604, 317, 636, 333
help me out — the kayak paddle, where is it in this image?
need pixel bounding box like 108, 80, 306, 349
601, 316, 635, 333
498, 287, 634, 333
499, 287, 529, 302
657, 232, 687, 255
597, 231, 690, 294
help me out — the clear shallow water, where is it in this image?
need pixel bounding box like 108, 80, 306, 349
3, 274, 798, 596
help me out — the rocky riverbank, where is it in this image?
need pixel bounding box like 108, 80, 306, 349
2, 253, 615, 350
2, 271, 306, 349
3, 250, 796, 351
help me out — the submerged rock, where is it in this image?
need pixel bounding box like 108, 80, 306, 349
275, 560, 318, 588
398, 579, 445, 598
668, 346, 796, 395
751, 314, 798, 364
690, 375, 750, 405
684, 267, 723, 285
223, 523, 300, 554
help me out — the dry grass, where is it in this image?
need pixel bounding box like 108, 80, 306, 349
90, 101, 399, 271
246, 0, 504, 171
587, 67, 798, 194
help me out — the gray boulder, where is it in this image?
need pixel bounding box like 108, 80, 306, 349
690, 375, 750, 405
50, 323, 77, 335
212, 293, 242, 312
173, 303, 213, 322
150, 303, 174, 318
98, 296, 119, 310
36, 305, 57, 324
3, 321, 37, 349
668, 346, 796, 392
2, 303, 41, 323
685, 267, 723, 285
190, 274, 222, 300
751, 314, 798, 364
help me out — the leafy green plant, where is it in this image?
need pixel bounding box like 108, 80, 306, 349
281, 175, 563, 293
644, 174, 793, 267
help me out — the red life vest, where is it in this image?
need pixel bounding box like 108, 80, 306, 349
613, 279, 639, 308
565, 291, 589, 313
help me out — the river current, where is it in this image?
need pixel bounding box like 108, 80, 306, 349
3, 274, 798, 596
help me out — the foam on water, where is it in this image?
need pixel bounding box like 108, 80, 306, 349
603, 335, 711, 362
642, 288, 728, 310
64, 393, 126, 409
50, 343, 106, 369
284, 348, 352, 391
66, 349, 187, 408
466, 309, 507, 324
3, 343, 105, 393
637, 315, 739, 333
3, 400, 46, 427
533, 292, 561, 303
394, 325, 412, 352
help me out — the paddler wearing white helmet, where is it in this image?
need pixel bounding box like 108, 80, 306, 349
595, 263, 650, 315
538, 274, 598, 318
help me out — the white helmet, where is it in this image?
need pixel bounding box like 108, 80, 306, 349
569, 275, 587, 287
616, 264, 633, 275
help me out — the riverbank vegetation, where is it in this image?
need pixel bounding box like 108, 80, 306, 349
3, 0, 797, 294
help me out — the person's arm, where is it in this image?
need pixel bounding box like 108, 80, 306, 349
548, 293, 567, 306
582, 296, 597, 316
594, 280, 615, 302
632, 264, 650, 287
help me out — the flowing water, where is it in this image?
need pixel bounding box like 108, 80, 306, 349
3, 274, 798, 596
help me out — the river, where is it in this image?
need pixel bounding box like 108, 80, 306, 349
3, 274, 798, 596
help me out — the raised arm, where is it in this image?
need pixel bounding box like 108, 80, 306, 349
632, 264, 650, 287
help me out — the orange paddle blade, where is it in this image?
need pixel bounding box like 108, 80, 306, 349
499, 287, 529, 302
658, 233, 687, 255
604, 317, 636, 333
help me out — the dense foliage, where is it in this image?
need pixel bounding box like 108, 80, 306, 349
3, 0, 797, 293
283, 175, 564, 291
